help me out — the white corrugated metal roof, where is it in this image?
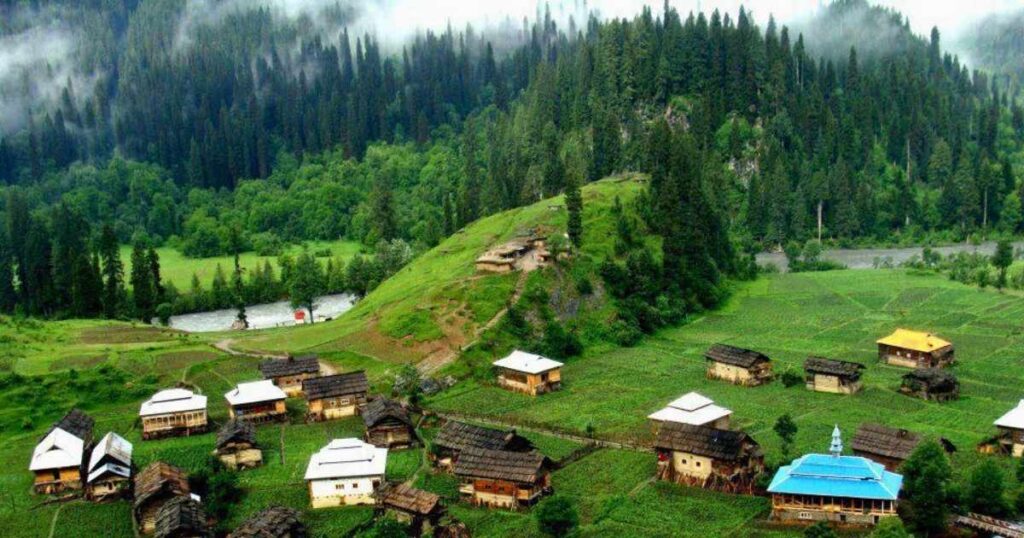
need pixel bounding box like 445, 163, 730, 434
88, 432, 133, 472
87, 462, 131, 483
647, 392, 732, 426
30, 427, 84, 471
666, 392, 714, 411
139, 388, 207, 417
225, 380, 287, 406
304, 438, 387, 480
995, 400, 1024, 429
492, 350, 563, 374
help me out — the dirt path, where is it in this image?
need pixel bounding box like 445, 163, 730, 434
46, 503, 65, 538
213, 338, 288, 359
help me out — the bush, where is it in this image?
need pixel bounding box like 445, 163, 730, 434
610, 319, 643, 347
780, 370, 803, 388
251, 232, 284, 256
575, 274, 593, 296
535, 495, 579, 537
155, 303, 173, 326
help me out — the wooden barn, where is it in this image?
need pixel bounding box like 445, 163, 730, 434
453, 447, 552, 509
953, 513, 1024, 538
851, 423, 954, 471
29, 409, 94, 494
304, 438, 387, 508
803, 357, 865, 394
432, 421, 534, 469
259, 355, 320, 397
303, 371, 370, 422
134, 461, 191, 535
877, 329, 954, 369
86, 432, 133, 501
139, 388, 209, 440
376, 483, 445, 537
215, 419, 262, 470
705, 344, 773, 386
994, 400, 1024, 457
648, 392, 732, 431
363, 398, 416, 449
229, 506, 305, 538
154, 495, 209, 538
492, 350, 563, 396
654, 422, 764, 492
225, 380, 288, 423
900, 368, 959, 402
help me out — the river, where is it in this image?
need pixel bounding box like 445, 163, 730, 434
756, 240, 1024, 272
167, 293, 357, 333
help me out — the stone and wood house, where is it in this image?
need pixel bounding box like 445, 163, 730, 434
86, 432, 133, 501
376, 483, 445, 537
304, 438, 387, 508
492, 350, 564, 396
452, 447, 552, 509
229, 506, 306, 538
154, 495, 209, 538
431, 421, 534, 469
803, 357, 865, 394
303, 371, 370, 422
259, 355, 321, 397
994, 400, 1024, 457
654, 422, 764, 493
215, 419, 262, 470
705, 344, 773, 386
134, 461, 191, 535
900, 368, 959, 402
877, 329, 954, 369
851, 423, 955, 471
29, 409, 94, 494
225, 380, 288, 423
648, 392, 732, 431
363, 398, 417, 449
139, 388, 209, 440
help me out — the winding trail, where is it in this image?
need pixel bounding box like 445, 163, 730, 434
213, 338, 339, 376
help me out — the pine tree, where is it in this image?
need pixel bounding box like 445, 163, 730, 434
98, 224, 123, 318
148, 246, 164, 305
129, 241, 154, 322
0, 229, 16, 313
900, 441, 951, 535
290, 251, 324, 323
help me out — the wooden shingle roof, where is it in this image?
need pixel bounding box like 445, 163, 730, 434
654, 422, 758, 461
302, 371, 369, 400
803, 357, 865, 379
705, 344, 770, 368
259, 355, 320, 378
362, 398, 412, 429
216, 419, 258, 450
44, 408, 94, 442
453, 447, 549, 484
155, 496, 208, 538
229, 506, 305, 538
902, 368, 959, 392
850, 423, 923, 461
434, 421, 533, 453
134, 462, 189, 509
378, 483, 442, 516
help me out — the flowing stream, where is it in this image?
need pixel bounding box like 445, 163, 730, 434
756, 241, 1024, 272
167, 293, 357, 333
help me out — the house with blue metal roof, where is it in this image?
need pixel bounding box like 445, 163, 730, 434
767, 426, 903, 527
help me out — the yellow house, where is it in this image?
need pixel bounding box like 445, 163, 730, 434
492, 350, 563, 396
877, 329, 954, 369
225, 380, 288, 423
30, 409, 93, 494
705, 344, 773, 386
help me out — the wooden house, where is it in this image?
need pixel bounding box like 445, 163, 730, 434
851, 423, 954, 471
134, 461, 191, 535
900, 368, 959, 402
453, 447, 552, 509
303, 371, 370, 421
705, 344, 773, 386
139, 388, 208, 440
304, 438, 387, 508
877, 329, 954, 369
215, 419, 262, 470
492, 350, 563, 396
259, 355, 320, 397
363, 398, 416, 449
475, 241, 530, 273
953, 513, 1024, 538
648, 392, 732, 431
432, 421, 534, 469
154, 495, 209, 538
803, 357, 865, 395
654, 422, 764, 492
229, 506, 305, 538
376, 483, 445, 537
29, 409, 94, 494
767, 427, 902, 527
86, 432, 133, 501
225, 380, 288, 423
994, 400, 1024, 457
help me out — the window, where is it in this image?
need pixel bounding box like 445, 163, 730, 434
680, 459, 687, 465
335, 483, 345, 490
695, 461, 701, 467
798, 512, 813, 520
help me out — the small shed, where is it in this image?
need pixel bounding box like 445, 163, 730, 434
453, 447, 552, 509
647, 392, 732, 431
363, 398, 416, 449
134, 461, 191, 535
877, 329, 954, 369
994, 400, 1024, 457
30, 409, 94, 494
803, 357, 865, 394
229, 506, 305, 538
215, 419, 262, 470
140, 388, 209, 440
851, 423, 954, 471
432, 421, 534, 469
953, 513, 1024, 538
376, 483, 445, 536
225, 380, 288, 423
86, 432, 133, 501
303, 371, 370, 421
259, 355, 320, 397
900, 368, 959, 402
705, 344, 773, 386
304, 438, 387, 508
492, 350, 563, 396
654, 422, 763, 492
154, 495, 209, 538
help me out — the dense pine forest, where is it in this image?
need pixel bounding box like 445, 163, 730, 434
1, 0, 1024, 319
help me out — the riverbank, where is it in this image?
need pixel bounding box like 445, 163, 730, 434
166, 293, 356, 332
756, 240, 1024, 272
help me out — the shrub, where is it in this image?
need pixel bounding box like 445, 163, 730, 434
250, 232, 284, 256
780, 370, 803, 388
155, 303, 173, 326
535, 495, 579, 537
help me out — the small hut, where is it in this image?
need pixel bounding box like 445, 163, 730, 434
492, 350, 564, 396
900, 368, 959, 402
86, 432, 133, 501
376, 483, 445, 537
154, 496, 209, 538
705, 344, 773, 386
303, 371, 370, 422
432, 421, 534, 469
29, 409, 94, 494
363, 398, 416, 449
647, 392, 732, 431
654, 422, 764, 492
953, 513, 1024, 538
134, 461, 191, 535
215, 419, 262, 470
877, 329, 954, 369
140, 388, 208, 440
225, 380, 288, 423
229, 506, 305, 538
803, 357, 865, 394
259, 355, 321, 397
994, 400, 1024, 457
453, 447, 552, 509
304, 438, 387, 508
850, 423, 954, 471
